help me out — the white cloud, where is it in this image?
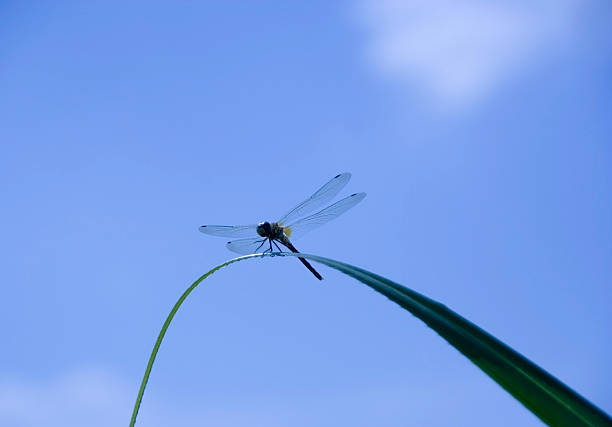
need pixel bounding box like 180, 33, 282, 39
0, 368, 132, 427
0, 367, 538, 426
357, 0, 584, 108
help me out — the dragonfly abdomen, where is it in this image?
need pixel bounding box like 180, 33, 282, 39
278, 235, 323, 280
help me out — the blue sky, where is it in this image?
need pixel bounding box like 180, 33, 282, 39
1, 1, 611, 426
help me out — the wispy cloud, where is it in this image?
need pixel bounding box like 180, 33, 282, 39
0, 367, 515, 426
0, 368, 132, 427
356, 0, 585, 109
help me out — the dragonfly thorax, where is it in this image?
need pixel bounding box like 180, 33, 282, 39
256, 221, 285, 240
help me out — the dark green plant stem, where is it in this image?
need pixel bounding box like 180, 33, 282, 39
281, 252, 612, 427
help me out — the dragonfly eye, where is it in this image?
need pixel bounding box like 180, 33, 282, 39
256, 221, 271, 237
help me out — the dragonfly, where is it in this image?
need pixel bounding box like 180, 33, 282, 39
199, 173, 366, 280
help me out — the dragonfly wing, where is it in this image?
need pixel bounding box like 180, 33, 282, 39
284, 192, 366, 239
226, 237, 269, 255
199, 225, 257, 238
278, 173, 351, 226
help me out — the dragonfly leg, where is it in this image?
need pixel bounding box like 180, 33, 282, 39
269, 239, 273, 252
272, 240, 283, 253
255, 239, 267, 252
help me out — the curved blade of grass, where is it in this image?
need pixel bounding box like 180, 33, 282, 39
129, 254, 264, 427
278, 252, 611, 427
130, 252, 611, 427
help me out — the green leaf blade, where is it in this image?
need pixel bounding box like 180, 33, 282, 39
281, 252, 611, 427
130, 253, 611, 426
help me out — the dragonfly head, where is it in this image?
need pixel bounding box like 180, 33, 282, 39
256, 221, 272, 237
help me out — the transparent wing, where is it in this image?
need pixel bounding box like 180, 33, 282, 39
278, 173, 351, 225
284, 192, 366, 239
199, 224, 257, 238
226, 237, 269, 255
